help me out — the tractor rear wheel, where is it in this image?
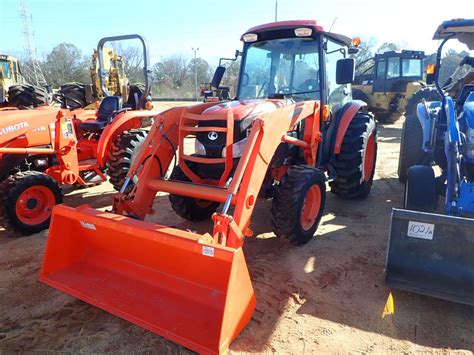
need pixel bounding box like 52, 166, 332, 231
0, 171, 62, 234
330, 112, 377, 199
7, 84, 48, 109
271, 166, 326, 245
107, 130, 147, 192
404, 165, 437, 212
169, 165, 220, 221
398, 114, 425, 183
59, 82, 87, 109
405, 87, 441, 117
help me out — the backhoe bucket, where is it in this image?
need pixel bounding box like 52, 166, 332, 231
40, 205, 256, 354
386, 208, 474, 305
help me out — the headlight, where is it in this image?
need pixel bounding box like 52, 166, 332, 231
222, 138, 248, 158
195, 139, 206, 155
466, 127, 474, 159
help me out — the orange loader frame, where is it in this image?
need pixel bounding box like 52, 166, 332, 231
40, 99, 321, 354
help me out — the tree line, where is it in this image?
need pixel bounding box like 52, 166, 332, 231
23, 41, 470, 99
24, 42, 239, 99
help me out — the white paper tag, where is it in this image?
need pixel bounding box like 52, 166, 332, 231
80, 221, 97, 230
407, 221, 434, 240
202, 246, 215, 257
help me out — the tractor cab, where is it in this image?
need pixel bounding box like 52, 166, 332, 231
369, 50, 424, 93
352, 49, 426, 123
211, 20, 356, 111
354, 51, 425, 92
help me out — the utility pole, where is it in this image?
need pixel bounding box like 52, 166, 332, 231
18, 0, 47, 87
192, 47, 199, 100
274, 0, 278, 22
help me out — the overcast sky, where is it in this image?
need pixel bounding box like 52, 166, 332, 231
1, 0, 473, 66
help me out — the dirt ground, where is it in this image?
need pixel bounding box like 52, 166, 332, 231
1, 103, 473, 354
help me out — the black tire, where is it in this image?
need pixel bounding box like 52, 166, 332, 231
398, 115, 425, 183
106, 130, 147, 192
352, 88, 370, 103
404, 165, 437, 212
0, 171, 62, 235
405, 87, 441, 117
168, 165, 220, 221
7, 84, 48, 109
271, 166, 326, 246
330, 112, 377, 199
59, 82, 87, 109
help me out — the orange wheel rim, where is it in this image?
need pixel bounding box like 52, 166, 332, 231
364, 134, 376, 182
195, 199, 213, 208
15, 186, 55, 225
300, 184, 321, 231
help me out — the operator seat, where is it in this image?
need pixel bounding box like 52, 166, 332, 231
80, 96, 122, 132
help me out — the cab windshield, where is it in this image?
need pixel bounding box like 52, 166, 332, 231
0, 60, 11, 79
238, 37, 321, 101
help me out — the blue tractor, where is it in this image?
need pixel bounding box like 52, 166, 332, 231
386, 19, 474, 305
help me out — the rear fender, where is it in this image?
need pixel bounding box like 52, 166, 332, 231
332, 100, 367, 155
96, 110, 161, 166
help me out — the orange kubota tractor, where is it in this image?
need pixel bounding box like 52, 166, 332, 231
0, 35, 159, 234
40, 21, 377, 353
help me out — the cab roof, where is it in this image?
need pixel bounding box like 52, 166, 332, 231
242, 20, 352, 46
433, 19, 474, 49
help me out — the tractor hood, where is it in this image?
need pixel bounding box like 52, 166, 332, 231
0, 106, 58, 144
202, 99, 293, 121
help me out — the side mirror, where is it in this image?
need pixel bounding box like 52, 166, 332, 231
211, 66, 226, 88
336, 58, 355, 84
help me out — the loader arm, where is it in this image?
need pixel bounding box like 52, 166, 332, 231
115, 100, 320, 247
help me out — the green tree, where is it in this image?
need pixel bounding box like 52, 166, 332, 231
42, 43, 89, 87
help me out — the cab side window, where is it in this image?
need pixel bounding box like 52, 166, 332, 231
376, 59, 386, 78
325, 39, 349, 112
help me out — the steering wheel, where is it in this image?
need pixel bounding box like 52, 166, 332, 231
277, 86, 296, 94
53, 93, 83, 109
298, 79, 319, 92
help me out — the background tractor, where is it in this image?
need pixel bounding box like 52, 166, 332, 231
200, 50, 241, 102
386, 19, 474, 306
0, 54, 49, 109
352, 50, 428, 123
398, 51, 474, 181
40, 20, 377, 354
0, 34, 157, 234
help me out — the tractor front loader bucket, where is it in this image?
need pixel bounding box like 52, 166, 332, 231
386, 208, 474, 305
40, 205, 256, 354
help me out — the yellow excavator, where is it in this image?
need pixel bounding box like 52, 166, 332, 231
60, 47, 134, 109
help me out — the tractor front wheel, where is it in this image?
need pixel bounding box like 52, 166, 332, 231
107, 130, 147, 192
0, 171, 62, 234
398, 115, 425, 183
404, 165, 437, 212
272, 166, 326, 245
169, 165, 220, 221
330, 112, 377, 199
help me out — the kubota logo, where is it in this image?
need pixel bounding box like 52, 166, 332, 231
0, 121, 29, 136
208, 131, 219, 141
